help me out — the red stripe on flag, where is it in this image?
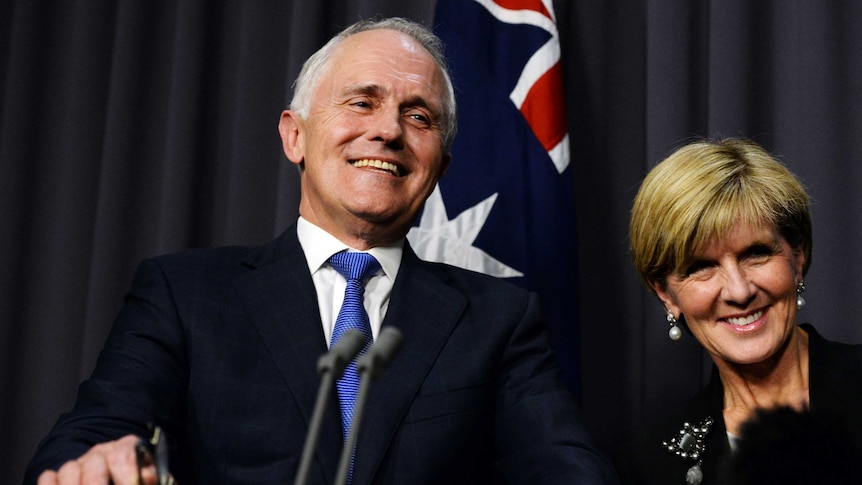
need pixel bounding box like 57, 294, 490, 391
492, 0, 552, 19
519, 62, 567, 153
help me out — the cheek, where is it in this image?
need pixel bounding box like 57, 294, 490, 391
405, 128, 445, 157
309, 113, 360, 146
752, 263, 797, 296
675, 285, 718, 318
418, 155, 448, 183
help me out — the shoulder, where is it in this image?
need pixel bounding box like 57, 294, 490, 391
141, 230, 299, 278
801, 324, 862, 479
412, 257, 540, 316
801, 324, 862, 413
421, 258, 528, 292
803, 323, 862, 369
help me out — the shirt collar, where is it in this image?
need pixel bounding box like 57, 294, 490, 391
296, 216, 402, 282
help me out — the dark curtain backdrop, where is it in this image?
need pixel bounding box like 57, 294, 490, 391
3, 1, 861, 482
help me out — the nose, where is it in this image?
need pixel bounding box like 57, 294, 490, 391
367, 106, 404, 148
721, 264, 756, 306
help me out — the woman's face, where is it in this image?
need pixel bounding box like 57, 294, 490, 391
652, 220, 805, 366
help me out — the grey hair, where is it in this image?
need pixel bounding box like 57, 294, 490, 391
289, 17, 458, 152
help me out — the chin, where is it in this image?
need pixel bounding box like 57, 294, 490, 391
728, 346, 782, 366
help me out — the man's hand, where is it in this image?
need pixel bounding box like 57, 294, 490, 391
36, 434, 158, 485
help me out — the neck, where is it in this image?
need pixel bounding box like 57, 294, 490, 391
299, 208, 407, 251
717, 326, 810, 434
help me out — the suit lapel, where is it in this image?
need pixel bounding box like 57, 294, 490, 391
232, 228, 344, 482
352, 245, 467, 484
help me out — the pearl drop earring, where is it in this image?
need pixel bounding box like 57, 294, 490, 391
796, 280, 806, 310
667, 311, 682, 341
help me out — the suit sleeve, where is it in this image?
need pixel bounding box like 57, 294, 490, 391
494, 292, 620, 485
23, 258, 189, 484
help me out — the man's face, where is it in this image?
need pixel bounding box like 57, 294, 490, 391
280, 29, 450, 248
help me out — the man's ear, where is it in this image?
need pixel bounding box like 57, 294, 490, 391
440, 153, 452, 177
278, 110, 304, 166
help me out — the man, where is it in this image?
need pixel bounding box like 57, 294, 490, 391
26, 18, 618, 485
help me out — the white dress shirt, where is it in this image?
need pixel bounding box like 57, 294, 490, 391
296, 217, 402, 347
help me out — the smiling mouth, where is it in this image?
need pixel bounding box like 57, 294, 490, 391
351, 158, 401, 177
726, 309, 765, 326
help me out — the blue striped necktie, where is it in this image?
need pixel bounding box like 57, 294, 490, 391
328, 251, 381, 450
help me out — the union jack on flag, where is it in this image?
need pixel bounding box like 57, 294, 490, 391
408, 0, 580, 389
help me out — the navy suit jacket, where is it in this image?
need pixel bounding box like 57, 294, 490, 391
25, 226, 618, 484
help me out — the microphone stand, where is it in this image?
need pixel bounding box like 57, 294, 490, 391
333, 327, 403, 485
293, 329, 365, 485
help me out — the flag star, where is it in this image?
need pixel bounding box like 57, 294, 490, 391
407, 184, 524, 278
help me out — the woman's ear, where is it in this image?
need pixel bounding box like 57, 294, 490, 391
278, 110, 304, 166
793, 245, 806, 278
650, 279, 680, 318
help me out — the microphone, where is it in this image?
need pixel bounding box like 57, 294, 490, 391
293, 329, 366, 485
333, 327, 403, 485
318, 329, 366, 376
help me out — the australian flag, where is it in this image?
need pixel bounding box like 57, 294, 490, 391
408, 0, 580, 391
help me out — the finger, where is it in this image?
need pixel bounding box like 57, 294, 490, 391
67, 434, 142, 485
77, 450, 111, 485
36, 470, 59, 485
55, 459, 83, 484
139, 465, 160, 485
36, 435, 147, 485
102, 435, 147, 485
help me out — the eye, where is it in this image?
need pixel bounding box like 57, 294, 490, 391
404, 109, 432, 128
743, 244, 775, 262
682, 260, 713, 277
410, 113, 429, 124
344, 95, 376, 110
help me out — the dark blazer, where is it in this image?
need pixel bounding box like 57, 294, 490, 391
25, 226, 618, 485
616, 324, 862, 485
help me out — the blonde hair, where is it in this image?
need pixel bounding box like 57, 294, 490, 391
630, 138, 812, 292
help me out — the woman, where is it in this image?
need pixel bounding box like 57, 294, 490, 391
618, 138, 862, 485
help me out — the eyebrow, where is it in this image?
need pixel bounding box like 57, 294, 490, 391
339, 82, 382, 99
403, 95, 440, 117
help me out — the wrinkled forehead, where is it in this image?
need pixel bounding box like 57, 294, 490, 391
322, 29, 447, 100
